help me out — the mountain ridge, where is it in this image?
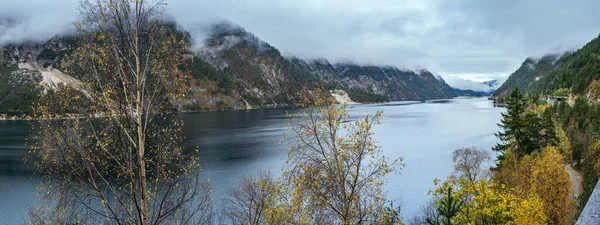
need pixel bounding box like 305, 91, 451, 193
493, 53, 570, 96
0, 20, 457, 116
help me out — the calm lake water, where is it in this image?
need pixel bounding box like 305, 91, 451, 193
0, 97, 504, 224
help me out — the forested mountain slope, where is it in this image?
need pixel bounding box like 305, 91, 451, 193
537, 35, 600, 95
495, 34, 600, 98
494, 53, 569, 96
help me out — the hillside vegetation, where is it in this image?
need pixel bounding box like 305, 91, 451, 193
538, 35, 600, 95
0, 62, 41, 117
495, 34, 600, 98
494, 54, 568, 96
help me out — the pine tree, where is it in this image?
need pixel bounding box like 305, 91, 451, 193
540, 108, 557, 147
494, 88, 526, 160
437, 187, 463, 225
522, 112, 542, 155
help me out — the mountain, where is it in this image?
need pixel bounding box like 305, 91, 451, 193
452, 88, 492, 96
0, 21, 458, 115
495, 34, 600, 98
536, 35, 600, 95
291, 58, 457, 101
493, 53, 569, 96
452, 79, 499, 96
184, 22, 455, 109
483, 80, 499, 89
0, 35, 81, 117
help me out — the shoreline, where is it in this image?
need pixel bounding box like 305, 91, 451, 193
0, 96, 469, 120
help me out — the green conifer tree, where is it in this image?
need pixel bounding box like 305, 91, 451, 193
494, 88, 527, 160
540, 108, 557, 147
431, 187, 463, 225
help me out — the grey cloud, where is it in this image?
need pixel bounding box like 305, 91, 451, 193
0, 0, 77, 44
2, 0, 600, 83
444, 75, 507, 92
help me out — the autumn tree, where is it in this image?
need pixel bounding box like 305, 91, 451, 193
530, 146, 576, 224
495, 146, 576, 225
283, 87, 403, 224
426, 173, 545, 225
29, 0, 211, 224
556, 123, 573, 163
587, 140, 600, 177
417, 148, 547, 225
494, 150, 536, 198
221, 87, 403, 225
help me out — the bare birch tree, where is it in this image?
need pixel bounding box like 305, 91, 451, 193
221, 87, 403, 225
220, 171, 280, 225
29, 0, 211, 224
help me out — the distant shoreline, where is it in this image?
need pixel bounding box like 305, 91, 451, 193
0, 96, 473, 120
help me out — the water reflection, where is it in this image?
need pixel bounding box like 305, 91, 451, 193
0, 97, 504, 223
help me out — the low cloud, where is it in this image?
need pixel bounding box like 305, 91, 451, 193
444, 74, 508, 91
0, 17, 75, 45
0, 0, 77, 45
2, 0, 600, 83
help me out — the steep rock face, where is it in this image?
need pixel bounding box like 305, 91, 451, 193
195, 22, 315, 107
335, 65, 456, 100
293, 58, 457, 101
291, 58, 344, 87
1, 36, 76, 69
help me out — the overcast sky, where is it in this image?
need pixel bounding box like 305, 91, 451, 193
2, 0, 600, 90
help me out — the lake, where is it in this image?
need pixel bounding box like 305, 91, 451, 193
0, 97, 504, 224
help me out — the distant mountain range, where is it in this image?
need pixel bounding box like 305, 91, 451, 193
0, 20, 458, 115
483, 80, 499, 88
452, 79, 500, 96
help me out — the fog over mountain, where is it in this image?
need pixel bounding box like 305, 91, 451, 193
2, 0, 600, 84
0, 0, 77, 44
448, 76, 506, 92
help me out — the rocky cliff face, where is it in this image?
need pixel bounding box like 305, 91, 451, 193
335, 64, 456, 100
195, 22, 456, 104
194, 22, 312, 108
1, 35, 76, 69
290, 56, 456, 101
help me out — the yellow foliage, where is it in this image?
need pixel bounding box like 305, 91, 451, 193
530, 146, 576, 225
282, 86, 403, 224
427, 145, 579, 224
429, 176, 546, 225
495, 150, 536, 198
587, 140, 600, 176
556, 123, 573, 163
513, 195, 547, 225
588, 79, 600, 101
495, 146, 576, 225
